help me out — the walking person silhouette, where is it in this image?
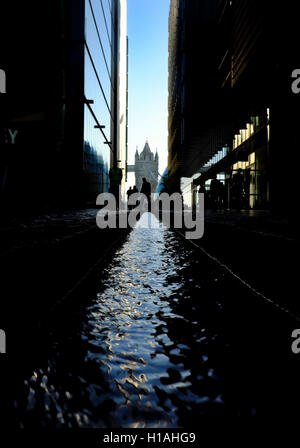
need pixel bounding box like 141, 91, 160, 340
141, 177, 151, 212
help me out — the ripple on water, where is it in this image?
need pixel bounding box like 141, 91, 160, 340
12, 214, 235, 427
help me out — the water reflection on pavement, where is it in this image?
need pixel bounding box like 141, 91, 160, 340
11, 213, 299, 427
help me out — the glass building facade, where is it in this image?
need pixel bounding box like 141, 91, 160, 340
0, 0, 127, 210
84, 0, 113, 198
84, 0, 128, 200
168, 0, 300, 213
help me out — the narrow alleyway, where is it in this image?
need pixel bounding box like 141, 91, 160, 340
8, 213, 300, 427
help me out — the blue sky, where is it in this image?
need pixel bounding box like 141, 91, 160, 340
127, 0, 170, 181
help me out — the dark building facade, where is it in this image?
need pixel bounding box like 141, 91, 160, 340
168, 0, 300, 215
0, 0, 127, 212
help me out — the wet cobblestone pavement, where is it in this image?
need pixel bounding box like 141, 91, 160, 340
0, 209, 97, 256
8, 214, 300, 427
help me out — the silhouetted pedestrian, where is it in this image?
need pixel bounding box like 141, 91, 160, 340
141, 177, 151, 211
127, 186, 133, 200
109, 165, 123, 210
127, 186, 133, 210
199, 179, 206, 195
231, 168, 245, 211
129, 185, 139, 210
210, 174, 222, 210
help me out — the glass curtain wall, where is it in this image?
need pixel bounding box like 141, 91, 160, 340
84, 0, 113, 199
